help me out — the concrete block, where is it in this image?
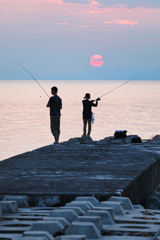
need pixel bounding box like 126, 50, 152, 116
102, 222, 159, 233
61, 206, 85, 215
0, 222, 32, 232
151, 137, 160, 142
4, 215, 43, 221
3, 196, 29, 208
0, 233, 22, 239
29, 221, 64, 235
92, 207, 115, 220
108, 196, 134, 210
65, 202, 91, 213
65, 222, 101, 239
71, 201, 94, 209
43, 217, 70, 228
60, 235, 86, 240
74, 197, 99, 206
86, 210, 114, 224
0, 201, 18, 214
76, 216, 102, 230
49, 210, 78, 223
77, 136, 93, 144
99, 201, 125, 215
152, 228, 160, 240
134, 205, 144, 209
67, 138, 80, 145
23, 231, 54, 240
19, 211, 49, 216
19, 237, 48, 240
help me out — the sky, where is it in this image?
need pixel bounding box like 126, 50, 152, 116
0, 0, 160, 80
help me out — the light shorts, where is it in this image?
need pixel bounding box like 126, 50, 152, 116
50, 115, 60, 136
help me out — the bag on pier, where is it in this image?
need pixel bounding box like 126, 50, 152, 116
131, 137, 142, 143
114, 130, 127, 139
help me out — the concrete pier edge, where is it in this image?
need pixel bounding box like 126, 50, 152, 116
0, 135, 160, 206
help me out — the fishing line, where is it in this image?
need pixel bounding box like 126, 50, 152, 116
99, 74, 143, 99
10, 59, 49, 98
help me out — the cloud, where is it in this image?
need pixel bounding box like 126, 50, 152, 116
88, 9, 101, 14
95, 0, 160, 9
77, 25, 88, 27
91, 0, 101, 5
41, 0, 160, 9
37, 0, 160, 16
86, 20, 95, 22
103, 19, 138, 25
144, 8, 160, 13
55, 23, 71, 25
61, 0, 101, 5
63, 0, 90, 3
38, 0, 63, 3
37, 0, 160, 9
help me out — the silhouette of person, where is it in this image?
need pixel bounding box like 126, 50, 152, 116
47, 86, 62, 145
82, 93, 100, 137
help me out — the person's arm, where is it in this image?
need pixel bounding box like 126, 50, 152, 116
91, 98, 101, 107
91, 100, 98, 107
46, 98, 51, 107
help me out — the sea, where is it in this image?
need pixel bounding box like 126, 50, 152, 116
0, 80, 160, 161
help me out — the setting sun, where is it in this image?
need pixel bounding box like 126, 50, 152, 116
90, 55, 104, 67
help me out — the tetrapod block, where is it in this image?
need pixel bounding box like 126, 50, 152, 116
108, 196, 134, 210
3, 196, 29, 208
86, 210, 114, 224
49, 210, 78, 223
29, 221, 64, 235
74, 197, 99, 206
65, 222, 101, 239
0, 201, 18, 214
99, 201, 125, 215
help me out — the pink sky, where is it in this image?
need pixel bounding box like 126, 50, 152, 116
0, 1, 160, 26
0, 0, 160, 79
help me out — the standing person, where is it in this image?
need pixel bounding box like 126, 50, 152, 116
46, 86, 62, 145
82, 93, 100, 137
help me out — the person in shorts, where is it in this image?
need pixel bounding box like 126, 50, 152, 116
47, 86, 62, 145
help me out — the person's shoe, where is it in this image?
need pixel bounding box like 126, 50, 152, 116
51, 142, 60, 146
81, 134, 86, 137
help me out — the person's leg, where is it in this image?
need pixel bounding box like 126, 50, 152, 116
83, 119, 87, 136
51, 116, 60, 144
51, 116, 55, 139
87, 119, 92, 136
54, 116, 60, 144
53, 135, 57, 143
54, 134, 59, 144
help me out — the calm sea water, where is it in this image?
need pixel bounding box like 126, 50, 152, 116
0, 80, 160, 161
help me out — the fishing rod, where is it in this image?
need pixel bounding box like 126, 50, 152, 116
99, 74, 143, 99
10, 59, 50, 98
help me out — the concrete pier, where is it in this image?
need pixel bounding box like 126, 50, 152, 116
0, 137, 160, 205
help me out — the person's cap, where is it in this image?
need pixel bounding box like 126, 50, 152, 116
84, 93, 90, 99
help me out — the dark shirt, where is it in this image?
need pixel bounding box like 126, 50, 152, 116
82, 99, 98, 119
47, 95, 62, 116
